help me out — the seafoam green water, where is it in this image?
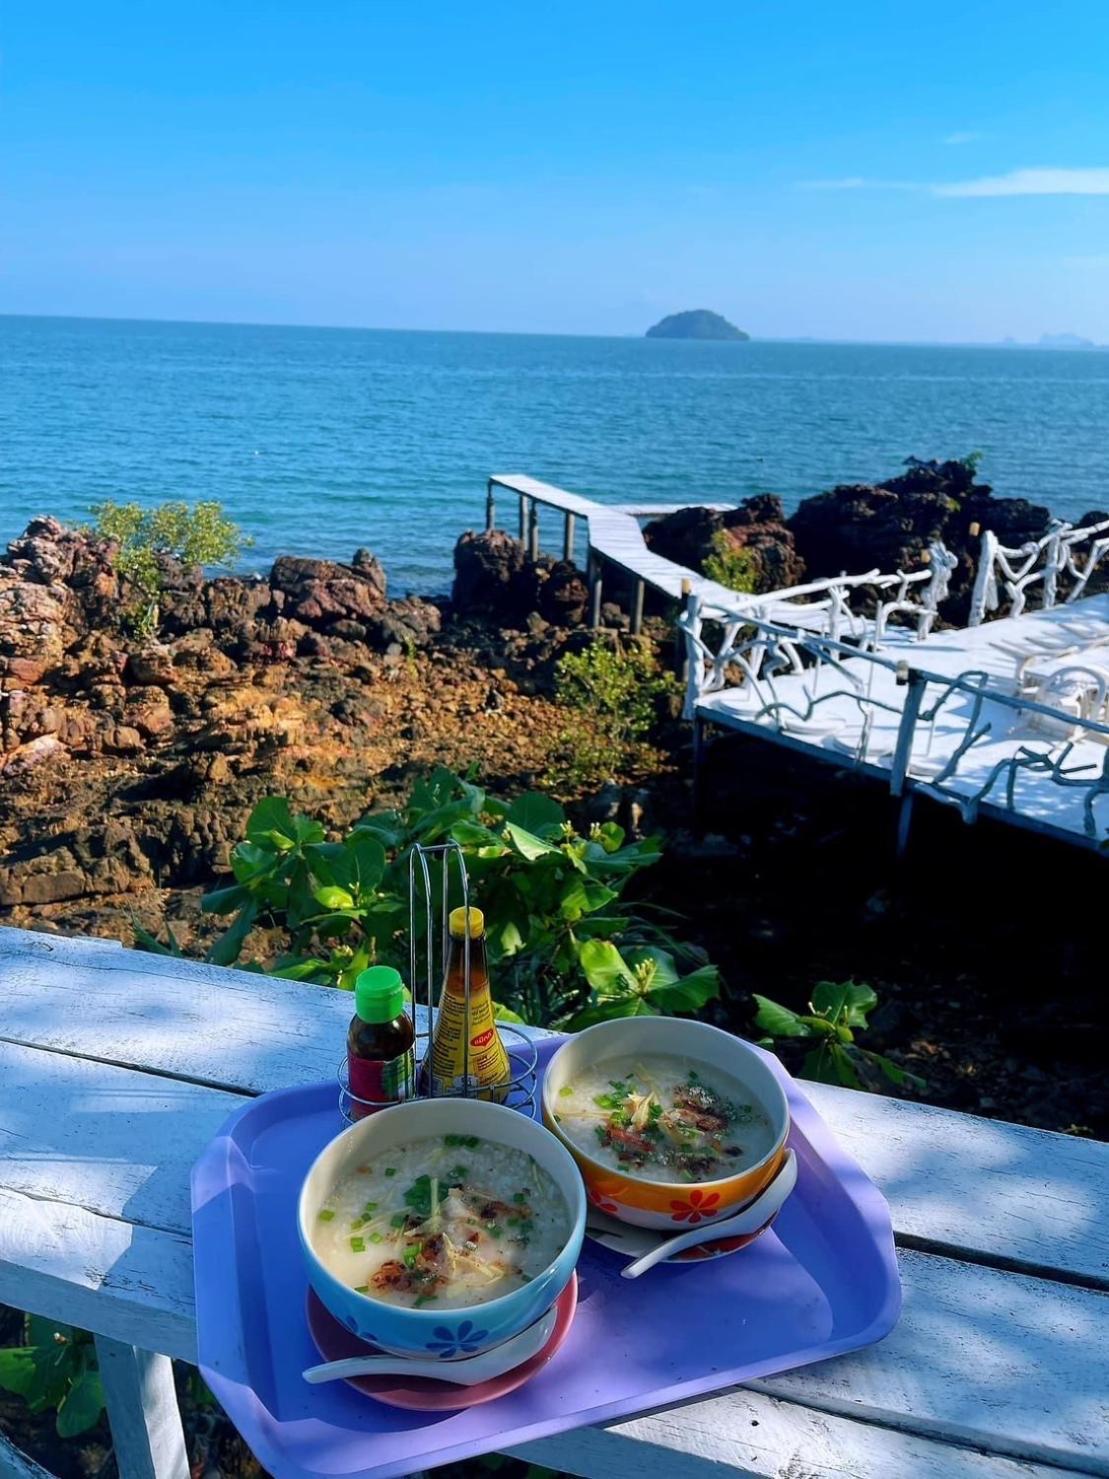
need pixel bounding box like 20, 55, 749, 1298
2, 315, 1107, 593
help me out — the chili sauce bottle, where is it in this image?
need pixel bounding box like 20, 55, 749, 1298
347, 965, 415, 1118
427, 906, 511, 1098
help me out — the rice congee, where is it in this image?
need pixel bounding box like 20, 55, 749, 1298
311, 1133, 571, 1310
553, 1053, 774, 1182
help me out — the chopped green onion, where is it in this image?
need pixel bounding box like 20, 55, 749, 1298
403, 1244, 419, 1269
558, 1085, 573, 1098
369, 1231, 383, 1244
390, 1213, 407, 1228
317, 1209, 335, 1222
354, 1284, 368, 1293
362, 1201, 378, 1213
450, 1166, 468, 1182
384, 1167, 397, 1177
414, 1295, 437, 1308
350, 1236, 366, 1252
512, 1192, 527, 1204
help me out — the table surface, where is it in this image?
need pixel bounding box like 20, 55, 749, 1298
0, 925, 1106, 1479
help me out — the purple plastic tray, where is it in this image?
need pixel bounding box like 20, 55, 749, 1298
191, 1039, 900, 1479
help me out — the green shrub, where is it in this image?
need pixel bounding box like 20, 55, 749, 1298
703, 532, 759, 593
549, 636, 679, 789
137, 767, 719, 1032
0, 1318, 104, 1438
752, 980, 924, 1091
90, 499, 250, 636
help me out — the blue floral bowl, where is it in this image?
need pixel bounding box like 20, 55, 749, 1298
297, 1096, 586, 1360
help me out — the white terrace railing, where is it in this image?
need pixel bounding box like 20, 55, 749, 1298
682, 602, 1109, 849
969, 513, 1109, 625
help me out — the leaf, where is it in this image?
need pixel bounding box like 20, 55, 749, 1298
353, 811, 406, 850
26, 1318, 72, 1348
493, 1000, 527, 1024
314, 885, 355, 911
577, 939, 636, 996
567, 996, 656, 1030
648, 964, 720, 1014
503, 822, 561, 861
56, 1368, 105, 1438
558, 876, 617, 922
0, 1348, 38, 1397
245, 796, 297, 848
811, 980, 877, 1029
506, 792, 565, 837
131, 922, 181, 957
323, 834, 386, 895
626, 945, 680, 987
865, 1051, 926, 1091
205, 902, 257, 967
752, 995, 814, 1038
450, 819, 506, 850
594, 821, 625, 852
200, 883, 250, 916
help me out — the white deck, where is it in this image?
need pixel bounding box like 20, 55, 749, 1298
695, 595, 1109, 846
0, 926, 1106, 1479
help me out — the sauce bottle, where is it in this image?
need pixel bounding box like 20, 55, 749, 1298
427, 906, 511, 1098
347, 965, 415, 1118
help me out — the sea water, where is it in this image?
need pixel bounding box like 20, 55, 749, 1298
3, 314, 1107, 594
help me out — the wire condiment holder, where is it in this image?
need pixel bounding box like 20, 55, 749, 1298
338, 840, 538, 1123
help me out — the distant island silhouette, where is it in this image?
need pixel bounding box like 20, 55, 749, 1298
646, 309, 749, 341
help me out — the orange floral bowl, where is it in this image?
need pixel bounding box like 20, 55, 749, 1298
541, 1017, 790, 1232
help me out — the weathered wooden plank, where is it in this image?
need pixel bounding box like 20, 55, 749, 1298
0, 1433, 56, 1479
510, 1386, 1098, 1479
0, 928, 1104, 1287
0, 1038, 240, 1237
755, 1247, 1109, 1473
798, 1080, 1109, 1289
94, 1338, 189, 1479
0, 1186, 196, 1362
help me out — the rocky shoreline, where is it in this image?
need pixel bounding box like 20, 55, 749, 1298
2, 455, 1105, 942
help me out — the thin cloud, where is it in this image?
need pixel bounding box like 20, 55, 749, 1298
936, 167, 1109, 196
802, 166, 1109, 197
800, 176, 919, 192
944, 131, 982, 145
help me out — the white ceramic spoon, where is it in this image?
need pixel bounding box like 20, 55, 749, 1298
302, 1300, 559, 1386
620, 1148, 798, 1281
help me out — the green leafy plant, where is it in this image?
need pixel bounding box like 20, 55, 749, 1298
0, 1318, 105, 1437
549, 636, 679, 789
703, 532, 759, 593
139, 767, 719, 1031
752, 980, 924, 1092
90, 499, 251, 637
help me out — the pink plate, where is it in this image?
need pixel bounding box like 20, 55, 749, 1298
305, 1273, 578, 1411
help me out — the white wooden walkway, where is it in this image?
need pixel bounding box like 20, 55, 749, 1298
487, 473, 747, 630
0, 926, 1106, 1479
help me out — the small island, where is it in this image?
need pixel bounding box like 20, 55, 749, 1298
646, 309, 750, 341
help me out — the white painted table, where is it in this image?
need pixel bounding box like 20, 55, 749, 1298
0, 928, 1106, 1479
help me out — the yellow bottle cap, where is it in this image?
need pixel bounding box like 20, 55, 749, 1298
449, 906, 485, 939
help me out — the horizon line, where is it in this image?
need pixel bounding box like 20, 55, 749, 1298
0, 310, 1103, 351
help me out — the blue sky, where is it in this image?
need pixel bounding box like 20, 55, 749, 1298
4, 0, 1109, 340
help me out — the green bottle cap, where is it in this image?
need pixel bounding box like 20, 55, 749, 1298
354, 966, 408, 1024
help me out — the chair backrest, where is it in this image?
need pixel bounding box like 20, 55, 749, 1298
969, 515, 1109, 625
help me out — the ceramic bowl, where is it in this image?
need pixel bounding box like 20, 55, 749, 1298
541, 1017, 790, 1231
297, 1096, 585, 1360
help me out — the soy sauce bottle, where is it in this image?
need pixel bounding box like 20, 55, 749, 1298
347, 966, 415, 1118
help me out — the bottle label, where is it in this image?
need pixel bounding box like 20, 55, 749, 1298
429, 988, 511, 1099
348, 1047, 416, 1117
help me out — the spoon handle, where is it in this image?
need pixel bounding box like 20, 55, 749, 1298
303, 1355, 450, 1384
620, 1149, 797, 1280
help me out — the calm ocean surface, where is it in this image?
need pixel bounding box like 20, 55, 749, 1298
2, 315, 1107, 593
